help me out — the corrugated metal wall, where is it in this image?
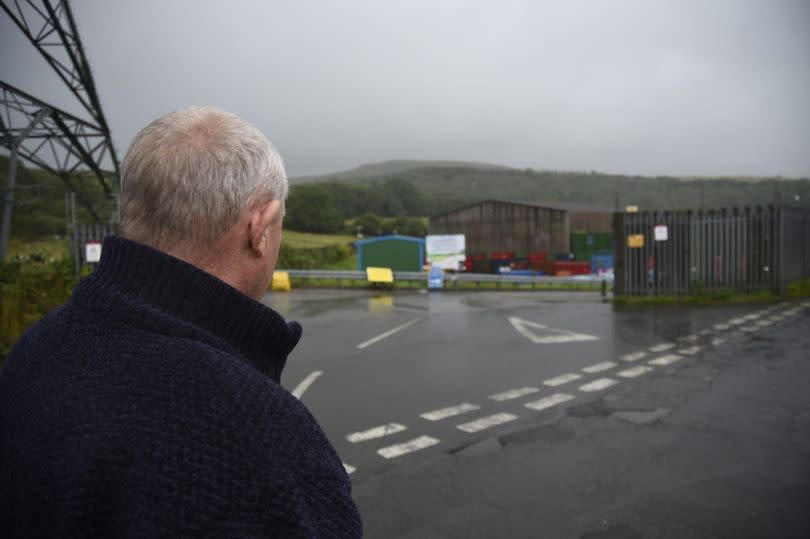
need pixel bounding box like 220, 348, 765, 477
430, 200, 569, 256
614, 206, 810, 296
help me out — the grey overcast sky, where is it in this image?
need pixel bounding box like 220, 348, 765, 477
2, 0, 809, 178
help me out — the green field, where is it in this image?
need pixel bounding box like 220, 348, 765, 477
282, 230, 356, 248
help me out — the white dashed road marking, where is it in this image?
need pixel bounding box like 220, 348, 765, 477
543, 373, 582, 387
711, 338, 726, 346
421, 403, 480, 421
714, 323, 730, 330
291, 370, 323, 399
649, 354, 683, 366
582, 361, 618, 374
489, 387, 540, 402
621, 351, 647, 362
525, 393, 575, 411
579, 378, 618, 392
357, 318, 421, 350
347, 423, 407, 443
650, 343, 675, 352
378, 436, 440, 459
679, 346, 703, 356
618, 365, 654, 378
681, 334, 699, 343
457, 413, 519, 433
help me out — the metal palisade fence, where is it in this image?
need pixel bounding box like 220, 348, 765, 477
613, 206, 810, 296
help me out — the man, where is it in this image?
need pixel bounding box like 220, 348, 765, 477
0, 107, 362, 537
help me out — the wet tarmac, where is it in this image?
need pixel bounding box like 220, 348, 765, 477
262, 289, 810, 538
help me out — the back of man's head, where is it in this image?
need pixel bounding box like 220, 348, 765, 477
120, 106, 287, 252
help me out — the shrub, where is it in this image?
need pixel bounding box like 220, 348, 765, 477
1, 255, 76, 363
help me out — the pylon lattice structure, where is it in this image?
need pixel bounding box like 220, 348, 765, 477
1, 0, 119, 222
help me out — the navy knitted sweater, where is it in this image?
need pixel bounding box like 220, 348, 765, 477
0, 236, 362, 538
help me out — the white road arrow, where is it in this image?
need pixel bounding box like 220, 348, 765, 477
508, 316, 599, 344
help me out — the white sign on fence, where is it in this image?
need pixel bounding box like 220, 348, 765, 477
654, 225, 669, 242
426, 234, 465, 271
85, 241, 102, 263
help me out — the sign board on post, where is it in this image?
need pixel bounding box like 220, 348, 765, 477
428, 265, 444, 289
627, 234, 645, 248
85, 241, 102, 263
425, 234, 465, 271
654, 225, 669, 242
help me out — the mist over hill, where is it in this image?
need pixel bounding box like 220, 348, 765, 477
292, 160, 810, 213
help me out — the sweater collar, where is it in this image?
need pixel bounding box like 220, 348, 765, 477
73, 236, 302, 382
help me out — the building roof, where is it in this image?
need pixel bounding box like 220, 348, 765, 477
354, 234, 426, 247
430, 199, 613, 220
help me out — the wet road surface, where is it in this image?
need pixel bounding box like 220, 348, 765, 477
263, 289, 810, 538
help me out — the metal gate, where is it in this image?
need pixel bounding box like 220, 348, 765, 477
614, 206, 810, 296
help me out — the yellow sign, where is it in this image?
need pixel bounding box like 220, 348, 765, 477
626, 205, 639, 213
271, 271, 291, 291
366, 266, 394, 283
627, 234, 645, 248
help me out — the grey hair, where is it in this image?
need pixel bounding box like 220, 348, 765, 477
120, 106, 287, 249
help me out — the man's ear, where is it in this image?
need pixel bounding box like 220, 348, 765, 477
248, 199, 282, 257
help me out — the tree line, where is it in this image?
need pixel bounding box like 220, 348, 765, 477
284, 178, 463, 235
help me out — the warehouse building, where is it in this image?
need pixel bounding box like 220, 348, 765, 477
429, 200, 570, 256
429, 199, 614, 258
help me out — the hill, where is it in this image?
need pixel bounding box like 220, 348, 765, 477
293, 161, 810, 213
291, 159, 509, 183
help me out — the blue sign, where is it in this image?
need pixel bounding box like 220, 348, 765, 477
428, 265, 444, 289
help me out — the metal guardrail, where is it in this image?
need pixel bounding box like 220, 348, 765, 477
280, 269, 609, 288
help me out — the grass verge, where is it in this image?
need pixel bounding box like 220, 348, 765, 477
613, 279, 810, 306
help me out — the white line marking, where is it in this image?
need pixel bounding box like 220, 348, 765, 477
543, 373, 582, 387
698, 329, 713, 336
579, 378, 618, 392
508, 316, 600, 344
621, 351, 647, 362
679, 346, 703, 356
650, 343, 675, 352
346, 423, 407, 443
378, 435, 440, 459
343, 463, 356, 475
681, 334, 699, 343
711, 337, 726, 346
582, 361, 617, 374
714, 323, 731, 331
291, 370, 323, 399
741, 325, 758, 333
525, 393, 574, 411
729, 317, 746, 325
649, 354, 683, 366
357, 318, 420, 350
421, 403, 480, 421
744, 313, 761, 321
756, 319, 773, 327
457, 412, 519, 433
618, 365, 654, 378
489, 387, 540, 401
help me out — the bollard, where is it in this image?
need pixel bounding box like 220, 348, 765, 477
601, 278, 607, 298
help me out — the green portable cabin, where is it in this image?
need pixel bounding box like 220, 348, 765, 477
356, 235, 425, 272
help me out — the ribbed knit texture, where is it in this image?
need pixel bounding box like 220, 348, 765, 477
0, 236, 362, 538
